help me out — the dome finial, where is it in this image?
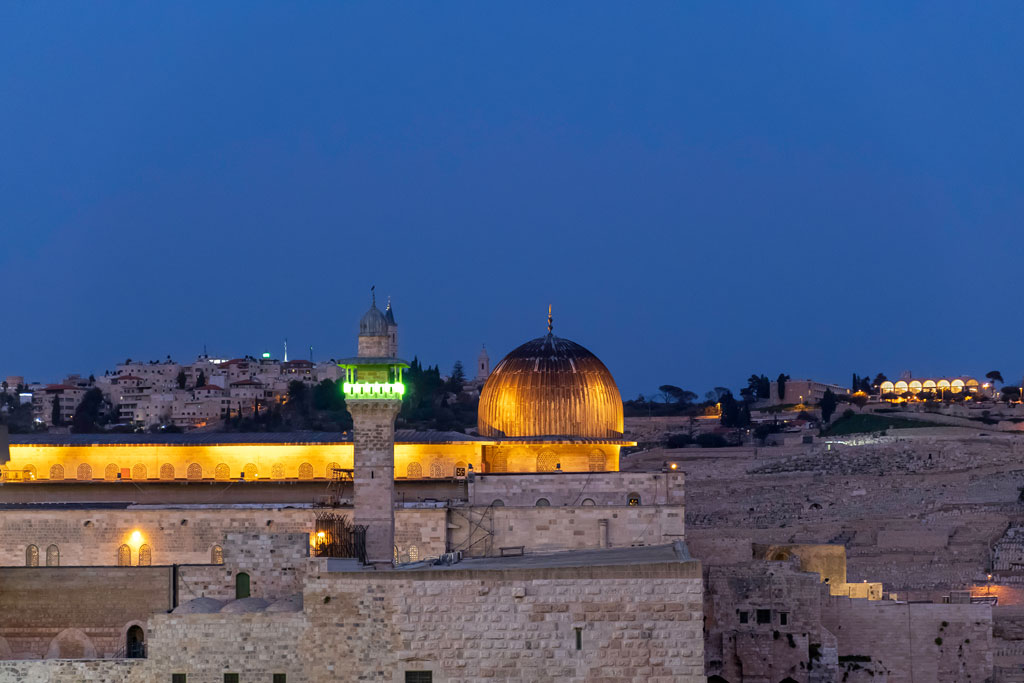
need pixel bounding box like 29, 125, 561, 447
547, 304, 553, 334
371, 285, 376, 307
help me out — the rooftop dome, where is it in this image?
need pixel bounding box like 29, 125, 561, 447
359, 300, 388, 337
478, 316, 623, 439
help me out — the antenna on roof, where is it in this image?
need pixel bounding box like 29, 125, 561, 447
284, 339, 288, 363
547, 304, 553, 334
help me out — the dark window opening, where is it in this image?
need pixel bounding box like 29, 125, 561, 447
224, 675, 239, 683
235, 572, 250, 599
172, 675, 187, 683
405, 672, 433, 683
779, 612, 789, 626
574, 627, 582, 650
126, 625, 145, 658
739, 611, 749, 624
756, 609, 771, 624
273, 675, 287, 683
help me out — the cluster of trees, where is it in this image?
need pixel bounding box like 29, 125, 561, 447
400, 358, 476, 432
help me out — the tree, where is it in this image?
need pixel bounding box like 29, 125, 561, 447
659, 385, 697, 407
776, 373, 790, 401
50, 393, 62, 427
987, 370, 1004, 386
720, 391, 742, 428
1001, 386, 1021, 402
1, 381, 7, 394
287, 381, 309, 415
447, 361, 465, 394
852, 373, 860, 393
196, 371, 206, 388
859, 374, 871, 393
820, 388, 838, 424
176, 370, 187, 390
72, 388, 105, 433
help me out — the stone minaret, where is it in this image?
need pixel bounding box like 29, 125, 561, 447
339, 291, 409, 566
477, 344, 490, 381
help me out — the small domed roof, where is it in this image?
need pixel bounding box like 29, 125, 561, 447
173, 597, 225, 614
478, 327, 623, 439
360, 303, 388, 337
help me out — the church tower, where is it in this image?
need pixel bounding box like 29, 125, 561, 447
477, 345, 490, 381
339, 290, 408, 566
384, 297, 398, 358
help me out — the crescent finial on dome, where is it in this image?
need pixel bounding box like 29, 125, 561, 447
547, 304, 553, 334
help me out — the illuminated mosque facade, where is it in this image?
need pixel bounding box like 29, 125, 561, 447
1, 301, 629, 486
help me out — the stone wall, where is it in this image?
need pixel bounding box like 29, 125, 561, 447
178, 532, 312, 602
468, 470, 683, 508
448, 505, 685, 557
144, 559, 705, 683
820, 598, 993, 682
0, 566, 171, 659
0, 659, 144, 682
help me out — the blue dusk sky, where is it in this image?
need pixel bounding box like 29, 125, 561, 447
2, 2, 1023, 398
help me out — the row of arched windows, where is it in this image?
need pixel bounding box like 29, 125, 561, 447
116, 544, 152, 566
488, 494, 638, 507
25, 544, 59, 566
403, 461, 469, 479
26, 543, 224, 567
40, 462, 345, 480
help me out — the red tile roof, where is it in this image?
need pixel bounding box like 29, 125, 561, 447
44, 384, 82, 392
230, 380, 263, 387
195, 385, 224, 392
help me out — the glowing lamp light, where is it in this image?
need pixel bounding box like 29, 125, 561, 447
130, 530, 143, 545
669, 463, 678, 470
316, 531, 326, 539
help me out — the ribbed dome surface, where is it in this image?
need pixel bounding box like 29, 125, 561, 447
478, 334, 624, 439
359, 305, 388, 336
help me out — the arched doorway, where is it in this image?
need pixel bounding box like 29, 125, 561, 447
126, 625, 145, 658
707, 676, 731, 683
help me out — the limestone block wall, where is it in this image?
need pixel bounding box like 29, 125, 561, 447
820, 598, 993, 682
143, 560, 705, 683
468, 470, 683, 507
0, 566, 171, 660
0, 659, 144, 682
177, 532, 312, 602
448, 505, 685, 556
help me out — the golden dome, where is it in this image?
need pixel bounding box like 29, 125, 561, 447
477, 333, 624, 439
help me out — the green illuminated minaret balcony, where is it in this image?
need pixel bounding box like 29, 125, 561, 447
337, 357, 409, 401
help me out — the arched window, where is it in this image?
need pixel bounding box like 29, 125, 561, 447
536, 451, 559, 472
243, 463, 258, 480
46, 544, 59, 567
408, 545, 419, 562
117, 544, 131, 567
211, 545, 223, 565
489, 452, 508, 473
214, 463, 230, 481
49, 464, 64, 480
588, 451, 605, 472
271, 463, 284, 479
406, 462, 422, 478
297, 463, 313, 480
536, 498, 551, 507
326, 462, 340, 479
104, 463, 119, 481
235, 572, 250, 599
26, 545, 39, 567
126, 625, 145, 659
132, 464, 147, 480
627, 492, 641, 506
429, 461, 445, 478
186, 463, 202, 480
581, 498, 596, 506
491, 499, 505, 507
77, 463, 93, 480
158, 463, 174, 480
455, 461, 467, 476
138, 545, 152, 566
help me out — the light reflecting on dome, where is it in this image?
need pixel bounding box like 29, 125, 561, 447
478, 334, 623, 439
